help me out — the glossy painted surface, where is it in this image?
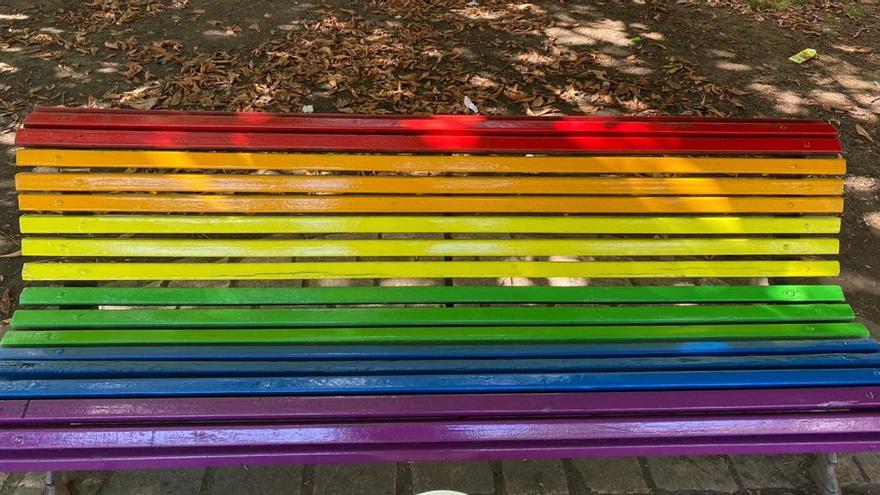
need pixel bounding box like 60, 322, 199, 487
16, 173, 844, 195
6, 387, 880, 424
1, 323, 868, 347
9, 304, 856, 329
5, 353, 880, 380
2, 434, 877, 472
3, 339, 874, 361
4, 368, 880, 398
21, 260, 842, 281
18, 285, 848, 306
14, 128, 843, 153
22, 237, 840, 258
5, 109, 867, 470
19, 214, 844, 234
18, 193, 845, 213
17, 149, 847, 173
22, 111, 841, 135
5, 413, 880, 451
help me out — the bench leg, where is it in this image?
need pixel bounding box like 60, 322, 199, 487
44, 471, 59, 495
810, 453, 841, 495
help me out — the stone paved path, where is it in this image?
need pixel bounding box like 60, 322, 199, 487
4, 454, 880, 494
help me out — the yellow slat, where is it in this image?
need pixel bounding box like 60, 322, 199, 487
22, 260, 840, 280
21, 238, 840, 258
16, 149, 847, 175
18, 215, 843, 235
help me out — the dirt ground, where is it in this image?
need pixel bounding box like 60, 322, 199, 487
0, 0, 879, 322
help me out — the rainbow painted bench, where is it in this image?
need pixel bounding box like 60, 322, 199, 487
2, 107, 880, 473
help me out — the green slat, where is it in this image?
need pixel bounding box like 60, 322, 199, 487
17, 285, 846, 306
9, 304, 856, 330
0, 323, 868, 347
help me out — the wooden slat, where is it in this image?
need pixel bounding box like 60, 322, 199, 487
17, 285, 849, 306
22, 237, 840, 258
13, 128, 843, 154
9, 387, 880, 424
3, 340, 875, 361
21, 260, 840, 281
14, 173, 844, 196
0, 323, 869, 347
3, 368, 880, 399
10, 304, 854, 330
16, 149, 847, 175
6, 354, 880, 380
22, 112, 840, 136
7, 353, 880, 379
18, 215, 843, 235
1, 414, 879, 471
18, 194, 845, 213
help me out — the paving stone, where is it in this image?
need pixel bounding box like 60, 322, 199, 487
62, 471, 113, 495
103, 468, 206, 495
837, 454, 869, 486
312, 463, 395, 495
202, 465, 302, 495
854, 453, 880, 483
10, 472, 47, 495
572, 457, 649, 494
411, 461, 495, 495
502, 460, 568, 495
645, 456, 738, 493
729, 455, 810, 490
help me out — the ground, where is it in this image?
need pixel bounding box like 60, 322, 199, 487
1, 0, 879, 493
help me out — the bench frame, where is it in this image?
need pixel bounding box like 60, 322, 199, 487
2, 109, 875, 495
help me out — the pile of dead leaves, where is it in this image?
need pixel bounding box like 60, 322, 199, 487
1, 0, 752, 126
100, 1, 744, 116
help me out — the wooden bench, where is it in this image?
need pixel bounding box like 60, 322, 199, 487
2, 107, 880, 473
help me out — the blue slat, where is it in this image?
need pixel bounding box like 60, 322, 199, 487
3, 353, 880, 379
3, 368, 880, 399
1, 340, 877, 362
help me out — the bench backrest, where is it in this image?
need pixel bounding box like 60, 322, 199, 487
13, 109, 844, 285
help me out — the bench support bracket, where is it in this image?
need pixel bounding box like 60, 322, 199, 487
810, 453, 841, 495
44, 471, 60, 495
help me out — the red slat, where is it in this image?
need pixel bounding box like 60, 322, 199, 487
14, 128, 842, 154
23, 113, 837, 137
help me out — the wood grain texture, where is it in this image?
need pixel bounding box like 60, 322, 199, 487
21, 260, 841, 280
10, 304, 854, 329
8, 386, 880, 424
18, 194, 845, 213
2, 339, 875, 361
12, 128, 844, 154
15, 173, 844, 196
22, 237, 840, 258
0, 323, 869, 347
7, 353, 880, 380
18, 215, 843, 235
16, 149, 847, 174
16, 285, 849, 306
21, 112, 840, 136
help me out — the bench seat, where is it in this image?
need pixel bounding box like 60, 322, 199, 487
2, 107, 879, 472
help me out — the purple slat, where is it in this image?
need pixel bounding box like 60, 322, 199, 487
10, 387, 880, 425
3, 413, 879, 450
1, 423, 879, 472
0, 401, 27, 421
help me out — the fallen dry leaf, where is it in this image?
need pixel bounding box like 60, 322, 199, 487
856, 123, 876, 143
